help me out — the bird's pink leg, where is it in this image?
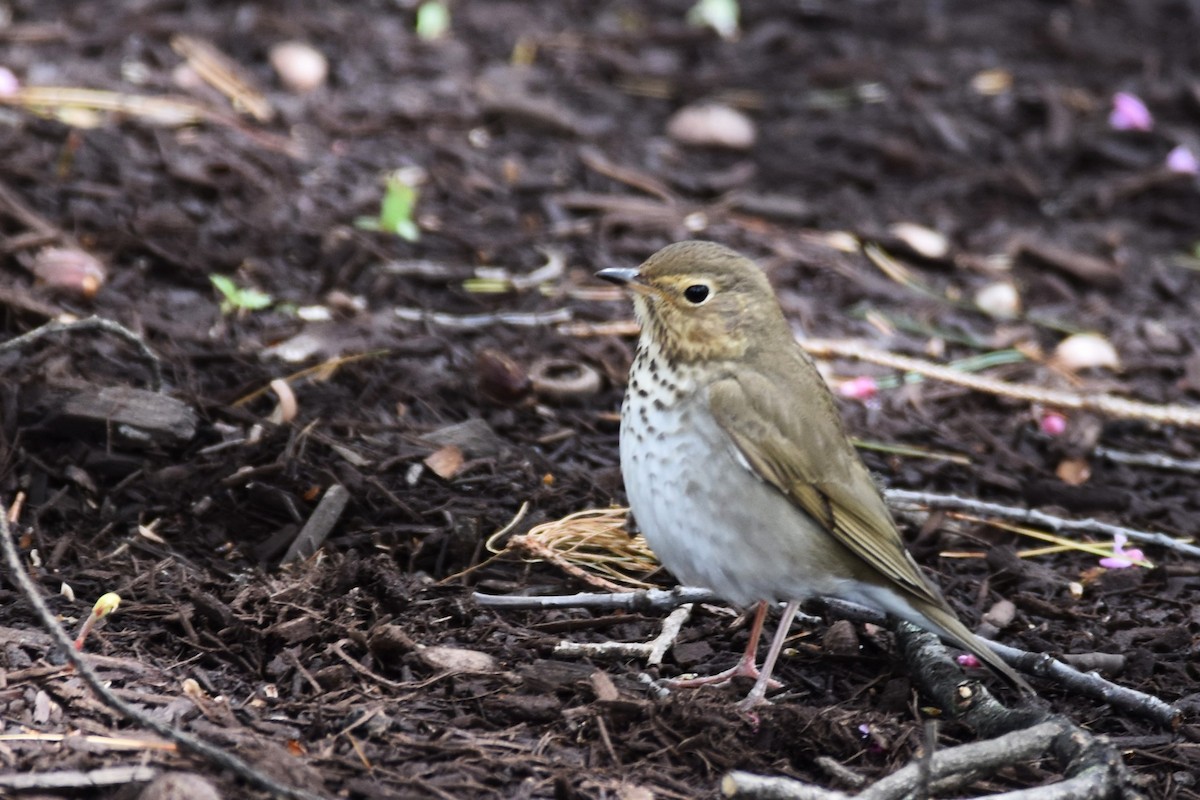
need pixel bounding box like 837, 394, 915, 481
736, 600, 801, 709
667, 601, 782, 689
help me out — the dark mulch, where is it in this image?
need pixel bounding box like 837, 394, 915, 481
3, 1, 1200, 797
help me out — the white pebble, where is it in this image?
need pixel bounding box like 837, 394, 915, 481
269, 41, 328, 93
889, 222, 949, 259
974, 281, 1021, 320
667, 103, 756, 150
1054, 332, 1121, 372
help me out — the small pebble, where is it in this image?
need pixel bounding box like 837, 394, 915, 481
667, 103, 756, 150
31, 247, 106, 298
269, 41, 328, 93
974, 281, 1020, 320
1054, 332, 1120, 372
889, 222, 949, 259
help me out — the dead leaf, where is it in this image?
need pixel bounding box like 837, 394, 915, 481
1056, 457, 1092, 486
423, 445, 464, 479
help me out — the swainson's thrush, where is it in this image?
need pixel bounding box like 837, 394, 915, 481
598, 241, 1032, 708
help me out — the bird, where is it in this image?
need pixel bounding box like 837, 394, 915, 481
596, 240, 1032, 708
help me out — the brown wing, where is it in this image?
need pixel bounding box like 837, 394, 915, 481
707, 354, 943, 608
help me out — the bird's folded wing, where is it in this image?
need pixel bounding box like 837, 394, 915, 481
708, 370, 943, 607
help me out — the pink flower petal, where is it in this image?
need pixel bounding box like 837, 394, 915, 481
1109, 92, 1153, 132
0, 67, 19, 97
838, 376, 878, 400
1099, 556, 1133, 569
1040, 411, 1067, 436
1166, 145, 1199, 175
956, 653, 982, 668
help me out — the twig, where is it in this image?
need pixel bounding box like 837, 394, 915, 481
724, 723, 1065, 800
801, 338, 1200, 428
477, 589, 1180, 727
393, 306, 572, 329
983, 639, 1180, 728
554, 603, 693, 665
0, 316, 165, 391
473, 586, 722, 613
723, 624, 1143, 799
0, 766, 159, 791
0, 87, 304, 158
0, 500, 331, 800
565, 321, 1200, 428
280, 484, 350, 566
1095, 446, 1200, 474
819, 599, 1180, 728
885, 488, 1200, 559
171, 35, 274, 123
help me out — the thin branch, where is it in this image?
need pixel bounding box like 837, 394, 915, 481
473, 586, 721, 613
1095, 446, 1200, 474
0, 500, 330, 800
885, 488, 1200, 559
0, 316, 164, 391
393, 306, 572, 329
478, 589, 1180, 727
820, 599, 1180, 729
722, 625, 1141, 799
554, 603, 693, 665
800, 337, 1200, 428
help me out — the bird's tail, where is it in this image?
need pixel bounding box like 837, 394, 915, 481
908, 599, 1035, 694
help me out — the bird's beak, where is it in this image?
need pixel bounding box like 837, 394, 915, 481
596, 267, 649, 292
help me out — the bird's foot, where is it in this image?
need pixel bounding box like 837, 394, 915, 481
735, 684, 773, 712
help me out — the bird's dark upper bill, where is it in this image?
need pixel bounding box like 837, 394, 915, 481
595, 267, 641, 286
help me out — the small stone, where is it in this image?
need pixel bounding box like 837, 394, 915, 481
667, 103, 756, 150
974, 281, 1021, 320
269, 41, 328, 93
1053, 333, 1120, 373
889, 222, 949, 259
30, 247, 106, 298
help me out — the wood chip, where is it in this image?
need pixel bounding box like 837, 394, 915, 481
419, 646, 499, 673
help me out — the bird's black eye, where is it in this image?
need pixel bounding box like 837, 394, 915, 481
683, 284, 710, 304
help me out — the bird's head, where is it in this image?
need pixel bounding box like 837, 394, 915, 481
597, 241, 790, 364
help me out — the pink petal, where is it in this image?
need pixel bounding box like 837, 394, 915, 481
956, 653, 982, 668
838, 376, 878, 400
1109, 92, 1153, 132
1099, 556, 1133, 569
0, 67, 18, 97
1166, 145, 1199, 175
1040, 411, 1067, 436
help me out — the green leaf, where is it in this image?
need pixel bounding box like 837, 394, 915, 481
210, 274, 273, 315
416, 1, 451, 41
379, 175, 420, 241
353, 171, 422, 241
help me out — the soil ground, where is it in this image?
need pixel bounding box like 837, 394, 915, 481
2, 1, 1200, 798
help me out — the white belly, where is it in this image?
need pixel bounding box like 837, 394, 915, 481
620, 378, 855, 608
